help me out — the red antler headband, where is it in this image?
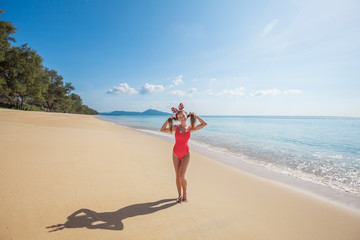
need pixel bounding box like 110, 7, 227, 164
171, 103, 184, 113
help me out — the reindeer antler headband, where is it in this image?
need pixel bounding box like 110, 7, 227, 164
171, 103, 184, 113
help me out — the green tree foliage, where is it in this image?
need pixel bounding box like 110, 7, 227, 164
0, 9, 16, 62
0, 9, 16, 97
0, 9, 97, 115
70, 93, 84, 113
68, 93, 97, 115
1, 44, 47, 109
44, 68, 75, 112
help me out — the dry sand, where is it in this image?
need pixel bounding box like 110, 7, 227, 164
1, 109, 359, 240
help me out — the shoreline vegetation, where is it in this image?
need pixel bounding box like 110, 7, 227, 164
0, 9, 97, 115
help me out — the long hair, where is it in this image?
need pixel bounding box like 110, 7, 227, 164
168, 116, 174, 134
188, 113, 196, 131
168, 110, 195, 134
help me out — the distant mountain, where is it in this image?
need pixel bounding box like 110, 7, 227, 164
142, 109, 170, 115
100, 109, 171, 116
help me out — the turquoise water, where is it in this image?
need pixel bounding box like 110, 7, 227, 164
98, 115, 360, 195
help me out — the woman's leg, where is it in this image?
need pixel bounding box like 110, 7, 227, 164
179, 152, 190, 201
172, 152, 182, 199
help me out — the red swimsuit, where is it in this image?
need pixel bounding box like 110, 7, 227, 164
173, 125, 191, 159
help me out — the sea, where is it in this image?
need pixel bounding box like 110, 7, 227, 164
97, 115, 360, 199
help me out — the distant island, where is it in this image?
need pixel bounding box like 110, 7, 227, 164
100, 109, 171, 116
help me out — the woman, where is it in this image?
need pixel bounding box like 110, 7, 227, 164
160, 103, 207, 203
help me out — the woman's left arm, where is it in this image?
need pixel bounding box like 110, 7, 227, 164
192, 113, 207, 132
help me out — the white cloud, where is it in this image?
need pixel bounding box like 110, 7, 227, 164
168, 88, 197, 97
187, 88, 198, 98
217, 87, 246, 96
169, 90, 186, 96
139, 83, 164, 95
169, 75, 184, 88
188, 88, 197, 94
173, 75, 184, 85
107, 83, 138, 95
205, 89, 214, 95
262, 18, 279, 37
209, 78, 216, 83
252, 89, 302, 96
283, 89, 302, 95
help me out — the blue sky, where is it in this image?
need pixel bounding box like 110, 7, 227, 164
2, 0, 360, 116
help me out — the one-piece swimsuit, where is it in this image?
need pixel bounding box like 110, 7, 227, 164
173, 125, 190, 159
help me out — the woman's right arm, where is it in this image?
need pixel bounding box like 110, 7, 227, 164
160, 117, 174, 133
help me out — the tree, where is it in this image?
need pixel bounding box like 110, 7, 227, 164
69, 93, 84, 113
0, 44, 47, 109
44, 68, 73, 111
82, 105, 98, 115
0, 9, 16, 61
0, 9, 17, 102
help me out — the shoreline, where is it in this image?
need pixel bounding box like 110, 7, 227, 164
99, 116, 360, 211
1, 109, 360, 240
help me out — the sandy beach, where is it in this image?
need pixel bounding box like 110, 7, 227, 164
1, 109, 359, 240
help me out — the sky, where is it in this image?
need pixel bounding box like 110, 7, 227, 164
2, 0, 360, 116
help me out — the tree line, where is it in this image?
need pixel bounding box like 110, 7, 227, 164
0, 10, 97, 115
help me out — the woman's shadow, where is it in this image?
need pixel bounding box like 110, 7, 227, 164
46, 198, 177, 232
